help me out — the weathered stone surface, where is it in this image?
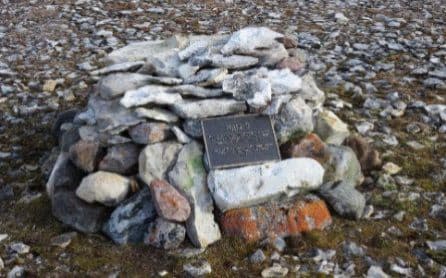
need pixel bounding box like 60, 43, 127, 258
46, 153, 84, 197
50, 232, 78, 248
98, 73, 150, 99
52, 190, 109, 233
220, 196, 332, 242
299, 73, 326, 108
208, 158, 325, 212
135, 107, 179, 123
315, 110, 350, 145
169, 85, 223, 98
168, 142, 221, 248
139, 142, 183, 186
104, 36, 185, 64
172, 99, 247, 119
267, 68, 302, 95
150, 179, 191, 222
183, 261, 212, 277
76, 171, 130, 206
99, 143, 140, 174
319, 181, 366, 220
254, 42, 289, 67
182, 119, 203, 138
120, 85, 182, 108
190, 53, 259, 69
275, 97, 314, 144
68, 140, 101, 172
103, 187, 156, 244
178, 34, 229, 60
261, 263, 289, 278
287, 133, 330, 164
221, 27, 283, 55
223, 70, 272, 109
324, 145, 364, 186
142, 49, 182, 77
144, 218, 186, 250
171, 126, 191, 144
91, 61, 144, 75
261, 94, 292, 116
129, 122, 172, 144
343, 135, 382, 172
78, 96, 143, 133
184, 68, 227, 86
59, 125, 81, 152
52, 109, 79, 139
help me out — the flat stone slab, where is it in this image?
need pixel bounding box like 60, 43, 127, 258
208, 158, 325, 212
172, 99, 246, 119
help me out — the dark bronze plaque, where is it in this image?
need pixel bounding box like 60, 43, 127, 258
202, 114, 281, 169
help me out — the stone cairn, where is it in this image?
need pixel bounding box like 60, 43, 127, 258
46, 27, 381, 250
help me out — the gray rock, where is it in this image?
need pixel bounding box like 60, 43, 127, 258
172, 126, 192, 144
252, 42, 289, 67
172, 99, 246, 119
76, 171, 130, 206
314, 110, 350, 145
221, 27, 283, 55
169, 85, 223, 98
9, 242, 30, 254
208, 158, 325, 212
144, 218, 186, 250
104, 36, 185, 64
139, 142, 183, 186
183, 120, 203, 139
129, 122, 172, 145
46, 153, 84, 197
222, 70, 271, 109
91, 61, 144, 75
178, 34, 229, 61
324, 145, 364, 186
52, 190, 109, 233
250, 249, 266, 264
168, 142, 221, 248
319, 181, 366, 220
136, 107, 179, 123
50, 232, 78, 248
183, 261, 212, 277
261, 94, 292, 116
426, 240, 446, 251
143, 50, 182, 77
7, 266, 25, 278
190, 53, 259, 69
103, 187, 156, 244
99, 143, 140, 174
343, 241, 365, 257
120, 85, 183, 108
59, 125, 80, 152
274, 97, 313, 144
79, 96, 143, 132
184, 68, 227, 86
299, 73, 325, 108
98, 73, 151, 99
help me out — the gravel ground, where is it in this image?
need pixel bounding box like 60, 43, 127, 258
0, 0, 445, 277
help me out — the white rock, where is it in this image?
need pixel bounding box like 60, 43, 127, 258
139, 142, 183, 186
261, 94, 292, 116
98, 73, 151, 99
426, 240, 446, 251
261, 263, 289, 278
208, 158, 325, 211
76, 171, 130, 206
178, 34, 229, 60
299, 73, 325, 108
267, 68, 302, 95
184, 68, 227, 86
191, 53, 259, 69
120, 85, 182, 108
314, 110, 350, 145
105, 36, 187, 64
274, 97, 314, 144
221, 27, 283, 55
0, 257, 3, 270
135, 107, 179, 123
172, 99, 246, 119
0, 234, 8, 243
90, 61, 144, 76
172, 126, 192, 144
168, 142, 221, 248
7, 266, 25, 278
366, 266, 389, 278
169, 85, 223, 98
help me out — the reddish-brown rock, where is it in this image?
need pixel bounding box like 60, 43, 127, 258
68, 140, 101, 172
276, 36, 298, 49
149, 179, 191, 222
287, 133, 330, 165
276, 57, 305, 72
343, 135, 382, 172
220, 197, 332, 242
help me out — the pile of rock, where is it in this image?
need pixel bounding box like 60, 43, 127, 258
46, 27, 380, 250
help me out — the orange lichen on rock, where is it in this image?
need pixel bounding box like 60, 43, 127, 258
219, 197, 332, 242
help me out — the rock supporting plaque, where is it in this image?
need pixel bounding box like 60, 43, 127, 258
202, 114, 281, 169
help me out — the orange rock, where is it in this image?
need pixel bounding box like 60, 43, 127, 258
287, 133, 330, 165
220, 197, 332, 242
149, 179, 191, 222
